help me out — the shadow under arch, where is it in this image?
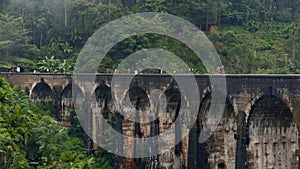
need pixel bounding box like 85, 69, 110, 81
246, 95, 298, 169
164, 88, 183, 156
188, 92, 236, 169
216, 162, 226, 169
30, 80, 54, 104
61, 84, 84, 107
125, 86, 150, 112
60, 84, 84, 126
164, 88, 181, 122
94, 84, 113, 119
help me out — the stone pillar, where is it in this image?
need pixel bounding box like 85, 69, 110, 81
81, 85, 94, 153
52, 86, 62, 120
235, 111, 248, 169
113, 112, 124, 169
297, 128, 300, 169
146, 115, 159, 168
293, 103, 300, 169
187, 119, 199, 169
174, 105, 182, 151
91, 103, 97, 149
133, 100, 144, 169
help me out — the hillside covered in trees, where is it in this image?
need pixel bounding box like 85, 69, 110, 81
1, 0, 300, 73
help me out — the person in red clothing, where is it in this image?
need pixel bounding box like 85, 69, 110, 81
216, 67, 221, 74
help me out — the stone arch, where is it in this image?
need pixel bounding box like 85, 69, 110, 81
30, 80, 54, 104
246, 95, 298, 169
93, 84, 113, 116
163, 88, 182, 128
60, 84, 84, 126
245, 90, 292, 118
123, 86, 150, 112
187, 92, 236, 169
61, 83, 84, 105
198, 91, 235, 124
164, 88, 181, 121
243, 92, 264, 121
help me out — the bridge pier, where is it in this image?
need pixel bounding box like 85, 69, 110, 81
296, 111, 300, 169
235, 111, 248, 169
291, 100, 300, 169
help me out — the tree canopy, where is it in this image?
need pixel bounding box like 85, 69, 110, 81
0, 0, 300, 73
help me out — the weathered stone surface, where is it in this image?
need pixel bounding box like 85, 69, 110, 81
2, 73, 300, 169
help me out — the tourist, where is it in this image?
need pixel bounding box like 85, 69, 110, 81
220, 65, 224, 74
189, 68, 193, 74
16, 67, 20, 73
216, 67, 221, 74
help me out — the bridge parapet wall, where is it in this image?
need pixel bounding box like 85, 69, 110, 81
1, 73, 300, 120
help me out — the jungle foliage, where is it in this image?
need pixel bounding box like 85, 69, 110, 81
0, 77, 114, 168
1, 0, 300, 73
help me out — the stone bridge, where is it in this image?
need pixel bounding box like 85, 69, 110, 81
1, 72, 300, 169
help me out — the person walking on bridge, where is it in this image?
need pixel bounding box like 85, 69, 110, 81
216, 66, 221, 74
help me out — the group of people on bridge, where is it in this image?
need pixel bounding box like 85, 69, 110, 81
113, 66, 225, 75
2, 66, 225, 74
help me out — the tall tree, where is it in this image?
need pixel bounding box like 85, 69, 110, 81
0, 13, 29, 57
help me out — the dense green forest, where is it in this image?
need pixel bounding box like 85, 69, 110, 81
1, 0, 300, 73
0, 77, 115, 168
